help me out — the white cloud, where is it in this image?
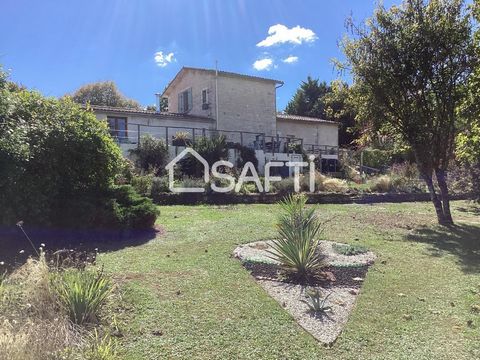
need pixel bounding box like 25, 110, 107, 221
253, 58, 273, 71
282, 55, 299, 64
257, 24, 317, 47
154, 51, 175, 67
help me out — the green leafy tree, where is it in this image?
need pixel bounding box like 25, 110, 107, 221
456, 0, 480, 200
70, 81, 140, 109
323, 80, 359, 148
285, 77, 329, 118
341, 0, 474, 225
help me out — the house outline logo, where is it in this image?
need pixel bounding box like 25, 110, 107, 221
165, 148, 209, 193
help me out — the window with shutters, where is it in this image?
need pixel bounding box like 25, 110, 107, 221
107, 117, 128, 142
178, 88, 192, 113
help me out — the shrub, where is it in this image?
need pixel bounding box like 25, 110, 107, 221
83, 330, 117, 360
332, 243, 368, 256
319, 177, 348, 192
52, 269, 112, 325
361, 148, 392, 170
131, 174, 154, 196
180, 135, 228, 177
268, 194, 324, 278
129, 134, 168, 175
0, 86, 122, 228
105, 185, 159, 230
236, 145, 258, 170
150, 176, 170, 196
272, 177, 296, 194
369, 175, 393, 192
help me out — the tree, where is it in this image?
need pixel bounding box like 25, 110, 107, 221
456, 0, 480, 200
70, 81, 141, 109
323, 80, 359, 148
285, 78, 359, 147
285, 77, 329, 118
341, 0, 474, 225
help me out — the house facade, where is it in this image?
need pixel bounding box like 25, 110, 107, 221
93, 67, 340, 173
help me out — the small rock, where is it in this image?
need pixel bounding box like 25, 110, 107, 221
282, 301, 287, 308
111, 330, 123, 338
471, 304, 480, 313
176, 290, 181, 296
467, 320, 474, 327
450, 302, 455, 307
151, 330, 163, 336
381, 260, 387, 265
352, 277, 363, 282
349, 289, 359, 295
397, 293, 407, 298
418, 297, 426, 302
429, 308, 441, 315
403, 314, 413, 321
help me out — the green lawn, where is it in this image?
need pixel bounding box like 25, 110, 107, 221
99, 201, 480, 359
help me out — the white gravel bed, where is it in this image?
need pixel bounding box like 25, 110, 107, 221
258, 280, 358, 345
233, 239, 376, 344
233, 240, 376, 267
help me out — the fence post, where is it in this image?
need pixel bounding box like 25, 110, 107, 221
192, 128, 195, 144
240, 132, 243, 147
202, 128, 206, 138
166, 127, 169, 149
137, 124, 141, 147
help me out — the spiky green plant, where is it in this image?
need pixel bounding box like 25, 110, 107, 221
268, 194, 324, 278
53, 269, 112, 325
302, 288, 332, 314
83, 329, 117, 360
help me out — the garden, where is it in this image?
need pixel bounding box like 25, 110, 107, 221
2, 0, 480, 359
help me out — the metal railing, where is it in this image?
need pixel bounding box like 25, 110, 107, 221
109, 124, 338, 157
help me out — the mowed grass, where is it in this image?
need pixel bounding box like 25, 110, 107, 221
99, 201, 480, 359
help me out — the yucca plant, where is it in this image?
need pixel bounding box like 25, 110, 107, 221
53, 269, 112, 325
302, 288, 332, 314
268, 194, 324, 278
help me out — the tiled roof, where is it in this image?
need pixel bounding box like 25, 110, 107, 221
276, 113, 339, 125
89, 105, 214, 121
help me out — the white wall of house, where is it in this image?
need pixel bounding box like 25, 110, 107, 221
164, 69, 216, 119
163, 69, 278, 138
276, 119, 339, 147
94, 110, 214, 156
216, 75, 277, 136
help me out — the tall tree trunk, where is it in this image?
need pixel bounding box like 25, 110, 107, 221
435, 168, 454, 225
423, 172, 447, 225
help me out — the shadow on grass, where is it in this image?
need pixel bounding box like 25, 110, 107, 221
0, 225, 162, 270
406, 223, 480, 274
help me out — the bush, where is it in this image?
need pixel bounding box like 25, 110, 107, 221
150, 176, 170, 196
129, 134, 168, 175
268, 194, 324, 278
52, 269, 112, 325
106, 185, 159, 230
131, 174, 154, 196
180, 135, 228, 177
369, 175, 393, 192
319, 177, 348, 193
0, 74, 122, 229
272, 178, 295, 194
332, 243, 368, 256
236, 145, 258, 170
360, 148, 392, 170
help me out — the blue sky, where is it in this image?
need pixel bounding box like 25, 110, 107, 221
1, 0, 399, 110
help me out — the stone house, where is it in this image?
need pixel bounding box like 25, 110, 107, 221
93, 67, 339, 173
